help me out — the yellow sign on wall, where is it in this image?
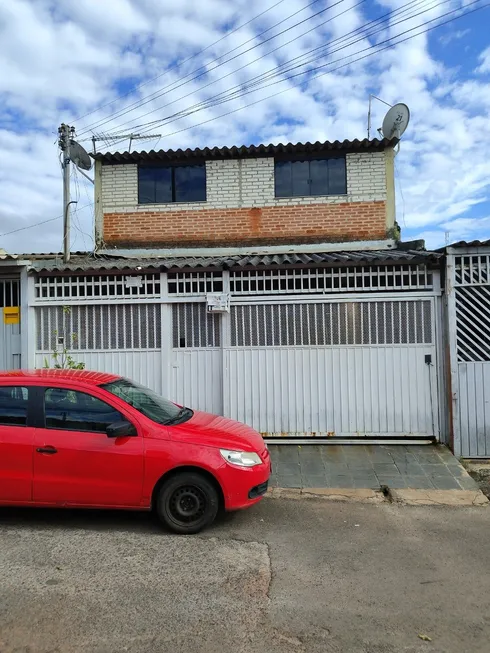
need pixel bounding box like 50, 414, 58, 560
3, 307, 20, 325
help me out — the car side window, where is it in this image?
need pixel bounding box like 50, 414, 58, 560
44, 388, 125, 433
0, 386, 28, 427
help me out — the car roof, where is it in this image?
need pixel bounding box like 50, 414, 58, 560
0, 369, 120, 386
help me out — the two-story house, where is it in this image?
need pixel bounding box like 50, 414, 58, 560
21, 137, 444, 443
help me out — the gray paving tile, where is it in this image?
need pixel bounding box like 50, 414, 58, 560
346, 460, 374, 470
329, 476, 356, 488
401, 476, 436, 489
276, 476, 302, 488
446, 465, 471, 478
394, 463, 425, 475
380, 477, 408, 489
300, 461, 326, 473
432, 477, 464, 490
275, 462, 301, 474
324, 463, 350, 473
351, 477, 379, 488
301, 475, 330, 488
372, 463, 399, 472
419, 464, 454, 476
456, 476, 479, 490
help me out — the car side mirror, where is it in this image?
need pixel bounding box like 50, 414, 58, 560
106, 420, 137, 438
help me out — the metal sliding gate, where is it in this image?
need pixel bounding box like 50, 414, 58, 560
447, 249, 490, 457
33, 264, 441, 441
169, 265, 441, 441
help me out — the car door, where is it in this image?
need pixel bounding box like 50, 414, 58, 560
32, 386, 144, 507
0, 385, 34, 503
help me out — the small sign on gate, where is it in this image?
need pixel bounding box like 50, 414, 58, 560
3, 306, 20, 324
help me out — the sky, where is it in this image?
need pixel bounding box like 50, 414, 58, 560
0, 0, 489, 253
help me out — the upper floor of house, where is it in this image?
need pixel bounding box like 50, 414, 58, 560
93, 137, 398, 252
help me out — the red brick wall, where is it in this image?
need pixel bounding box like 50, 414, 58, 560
103, 201, 387, 247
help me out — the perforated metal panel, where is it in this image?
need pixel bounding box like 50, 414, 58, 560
167, 272, 223, 296
231, 300, 432, 347
230, 265, 433, 295
35, 273, 161, 300
36, 304, 161, 350
172, 303, 220, 348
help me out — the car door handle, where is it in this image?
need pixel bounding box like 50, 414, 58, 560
36, 446, 58, 455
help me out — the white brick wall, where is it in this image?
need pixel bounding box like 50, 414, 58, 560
101, 151, 387, 213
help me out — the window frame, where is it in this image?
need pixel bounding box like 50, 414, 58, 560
39, 386, 136, 435
274, 154, 347, 198
137, 162, 207, 205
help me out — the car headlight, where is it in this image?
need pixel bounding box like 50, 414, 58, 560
220, 449, 262, 467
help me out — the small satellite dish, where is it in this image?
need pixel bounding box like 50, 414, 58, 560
381, 103, 410, 139
69, 139, 92, 171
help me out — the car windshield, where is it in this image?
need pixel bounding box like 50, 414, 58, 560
102, 379, 192, 425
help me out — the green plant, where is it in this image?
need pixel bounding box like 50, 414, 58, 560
43, 307, 86, 370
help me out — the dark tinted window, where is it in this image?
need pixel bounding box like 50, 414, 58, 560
138, 165, 206, 204
44, 388, 124, 433
274, 157, 346, 197
0, 386, 28, 426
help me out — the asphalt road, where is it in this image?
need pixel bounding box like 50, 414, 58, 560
1, 499, 490, 653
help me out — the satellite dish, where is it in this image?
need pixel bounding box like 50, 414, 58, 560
381, 103, 410, 139
69, 139, 92, 171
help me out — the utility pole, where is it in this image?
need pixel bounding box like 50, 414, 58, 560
58, 123, 74, 263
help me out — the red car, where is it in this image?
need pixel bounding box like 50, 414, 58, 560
0, 370, 270, 534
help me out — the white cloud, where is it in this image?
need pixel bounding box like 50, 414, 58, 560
0, 0, 489, 252
475, 45, 490, 74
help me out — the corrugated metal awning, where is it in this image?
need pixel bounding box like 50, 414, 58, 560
31, 249, 442, 273
91, 138, 398, 164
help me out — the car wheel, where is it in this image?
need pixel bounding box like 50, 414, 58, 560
156, 472, 220, 534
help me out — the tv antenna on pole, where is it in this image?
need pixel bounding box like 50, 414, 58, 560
90, 132, 162, 154
58, 124, 93, 263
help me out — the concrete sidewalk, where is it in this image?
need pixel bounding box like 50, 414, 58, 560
268, 443, 479, 491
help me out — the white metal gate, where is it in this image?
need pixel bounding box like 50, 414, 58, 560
223, 297, 438, 438
0, 278, 21, 370
31, 265, 441, 441
447, 250, 490, 457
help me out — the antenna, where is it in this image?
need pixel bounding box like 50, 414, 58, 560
69, 139, 92, 171
367, 95, 392, 140
90, 133, 162, 153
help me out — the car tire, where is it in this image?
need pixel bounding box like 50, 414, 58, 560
156, 472, 220, 534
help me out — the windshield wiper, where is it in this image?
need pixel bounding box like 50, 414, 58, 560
164, 407, 193, 426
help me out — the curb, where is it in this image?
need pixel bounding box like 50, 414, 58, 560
265, 487, 385, 504
388, 488, 489, 507
266, 486, 489, 507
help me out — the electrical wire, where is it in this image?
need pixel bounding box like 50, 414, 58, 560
76, 0, 342, 136
0, 204, 93, 238
109, 0, 438, 140
74, 0, 290, 125
136, 0, 488, 143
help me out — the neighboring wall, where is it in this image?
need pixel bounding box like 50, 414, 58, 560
97, 150, 395, 248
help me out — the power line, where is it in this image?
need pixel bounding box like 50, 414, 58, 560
74, 0, 290, 125
91, 0, 370, 140
77, 0, 340, 136
114, 0, 436, 140
0, 203, 93, 238
139, 0, 488, 143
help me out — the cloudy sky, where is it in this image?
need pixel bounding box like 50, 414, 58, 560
0, 0, 489, 253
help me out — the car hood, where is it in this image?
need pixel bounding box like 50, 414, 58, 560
169, 410, 265, 452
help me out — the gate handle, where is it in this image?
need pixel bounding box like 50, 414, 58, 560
36, 446, 58, 455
